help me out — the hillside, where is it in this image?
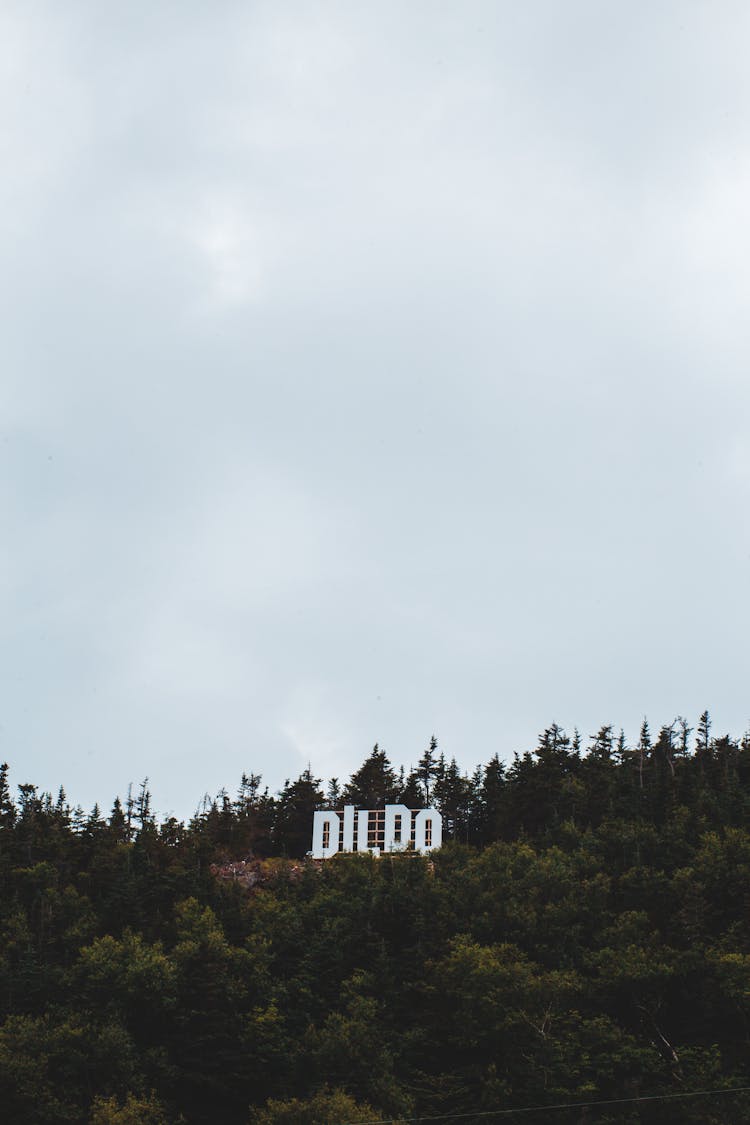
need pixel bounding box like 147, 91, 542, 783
3, 715, 750, 1122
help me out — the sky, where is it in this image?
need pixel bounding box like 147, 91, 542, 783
2, 1, 750, 819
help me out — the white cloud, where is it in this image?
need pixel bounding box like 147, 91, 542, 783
4, 0, 750, 815
279, 680, 358, 784
191, 201, 265, 308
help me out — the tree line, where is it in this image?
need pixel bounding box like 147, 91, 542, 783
3, 712, 750, 1122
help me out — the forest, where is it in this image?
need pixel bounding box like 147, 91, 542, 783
3, 713, 750, 1123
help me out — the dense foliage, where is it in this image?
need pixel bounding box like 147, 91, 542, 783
4, 714, 750, 1122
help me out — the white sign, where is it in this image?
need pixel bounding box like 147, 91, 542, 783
311, 804, 443, 859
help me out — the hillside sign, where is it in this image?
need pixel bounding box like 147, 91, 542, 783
311, 804, 442, 859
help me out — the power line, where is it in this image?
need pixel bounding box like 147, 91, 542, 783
354, 1083, 750, 1124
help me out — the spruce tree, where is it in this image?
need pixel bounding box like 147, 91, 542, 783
343, 745, 399, 808
416, 735, 440, 804
0, 762, 15, 832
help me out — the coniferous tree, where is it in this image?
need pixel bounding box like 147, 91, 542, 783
273, 768, 324, 857
232, 773, 273, 856
477, 754, 506, 844
637, 717, 651, 791
326, 778, 341, 807
343, 746, 399, 808
397, 768, 425, 809
108, 797, 128, 843
0, 763, 15, 833
696, 709, 711, 753
135, 779, 154, 831
416, 736, 440, 804
433, 758, 473, 843
5, 710, 750, 1123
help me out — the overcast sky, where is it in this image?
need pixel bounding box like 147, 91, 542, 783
2, 1, 750, 818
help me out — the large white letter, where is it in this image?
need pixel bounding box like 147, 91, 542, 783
383, 804, 412, 852
343, 805, 355, 852
357, 809, 380, 855
311, 811, 341, 859
413, 808, 442, 852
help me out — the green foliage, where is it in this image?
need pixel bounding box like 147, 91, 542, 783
89, 1091, 171, 1124
4, 715, 750, 1121
249, 1087, 396, 1124
343, 744, 399, 809
0, 1013, 140, 1124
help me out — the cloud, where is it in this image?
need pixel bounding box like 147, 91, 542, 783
192, 203, 264, 308
3, 0, 750, 815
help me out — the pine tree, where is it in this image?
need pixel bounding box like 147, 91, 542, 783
84, 803, 107, 838
477, 755, 506, 844
343, 745, 399, 808
416, 736, 440, 804
125, 782, 135, 842
637, 718, 651, 791
588, 724, 614, 760
233, 773, 273, 856
135, 779, 154, 831
109, 796, 128, 843
326, 778, 342, 807
398, 768, 425, 809
273, 768, 324, 857
616, 728, 627, 761
235, 772, 262, 811
433, 758, 473, 842
0, 762, 15, 832
675, 716, 692, 758
696, 710, 712, 781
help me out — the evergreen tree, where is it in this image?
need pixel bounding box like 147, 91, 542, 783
397, 768, 425, 809
477, 754, 506, 844
343, 746, 399, 808
233, 773, 274, 856
0, 763, 15, 832
416, 735, 440, 804
108, 797, 128, 843
135, 779, 154, 831
5, 709, 750, 1123
433, 758, 473, 843
696, 709, 712, 754
273, 768, 324, 857
326, 778, 341, 807
637, 717, 651, 791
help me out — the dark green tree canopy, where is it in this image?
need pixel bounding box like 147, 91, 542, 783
3, 710, 750, 1123
342, 745, 399, 809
